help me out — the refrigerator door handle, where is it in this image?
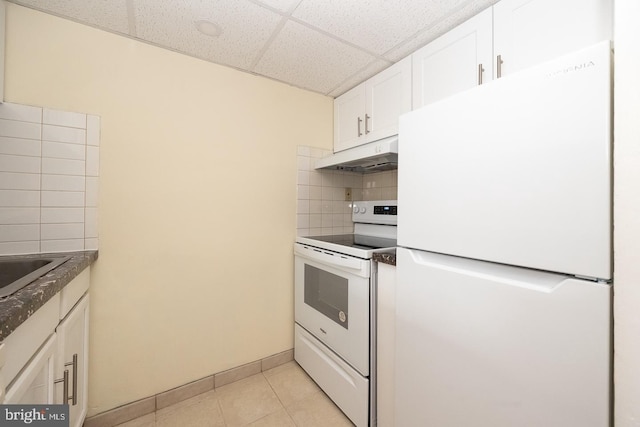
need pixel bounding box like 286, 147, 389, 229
404, 248, 569, 293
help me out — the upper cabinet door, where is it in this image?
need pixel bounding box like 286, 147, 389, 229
493, 0, 612, 78
412, 8, 493, 109
334, 83, 366, 152
334, 57, 411, 153
365, 56, 412, 143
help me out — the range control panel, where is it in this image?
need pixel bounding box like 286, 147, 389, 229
352, 200, 398, 225
374, 205, 397, 215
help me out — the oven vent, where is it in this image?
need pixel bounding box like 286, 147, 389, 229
315, 137, 398, 174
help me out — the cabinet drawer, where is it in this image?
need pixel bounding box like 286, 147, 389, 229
60, 267, 90, 320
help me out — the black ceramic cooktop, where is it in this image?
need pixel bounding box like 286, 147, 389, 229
305, 234, 397, 250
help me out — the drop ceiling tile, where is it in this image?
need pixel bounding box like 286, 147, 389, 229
133, 0, 283, 70
254, 20, 376, 94
328, 59, 391, 98
12, 0, 130, 34
384, 0, 498, 61
292, 0, 469, 56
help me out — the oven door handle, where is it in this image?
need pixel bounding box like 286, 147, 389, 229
295, 245, 365, 271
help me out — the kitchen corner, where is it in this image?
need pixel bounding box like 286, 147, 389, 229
2, 0, 640, 426
0, 250, 97, 341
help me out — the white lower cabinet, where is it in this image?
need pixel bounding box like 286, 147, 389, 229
1, 266, 90, 427
4, 334, 57, 404
55, 294, 90, 427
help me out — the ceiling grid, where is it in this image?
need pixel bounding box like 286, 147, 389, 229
8, 0, 498, 96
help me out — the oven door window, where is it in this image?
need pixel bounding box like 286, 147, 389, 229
304, 264, 348, 329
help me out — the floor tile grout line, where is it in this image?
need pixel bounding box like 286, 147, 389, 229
261, 370, 299, 426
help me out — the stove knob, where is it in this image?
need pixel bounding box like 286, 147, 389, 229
360, 207, 366, 214
353, 206, 359, 213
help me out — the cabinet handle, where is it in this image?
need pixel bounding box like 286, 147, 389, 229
365, 114, 371, 134
357, 117, 363, 137
65, 354, 78, 405
56, 354, 78, 405
478, 63, 484, 85
497, 54, 503, 78
54, 369, 69, 405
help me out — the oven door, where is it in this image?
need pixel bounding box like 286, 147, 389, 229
294, 242, 370, 376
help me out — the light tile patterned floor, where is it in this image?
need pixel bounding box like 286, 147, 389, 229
115, 362, 355, 427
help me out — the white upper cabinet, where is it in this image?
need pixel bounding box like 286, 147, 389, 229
412, 8, 493, 109
364, 56, 412, 144
334, 83, 366, 152
493, 0, 612, 78
412, 0, 612, 109
334, 57, 411, 152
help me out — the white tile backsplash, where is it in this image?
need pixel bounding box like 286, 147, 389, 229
297, 184, 310, 200
0, 224, 40, 242
0, 172, 40, 190
0, 154, 41, 173
43, 108, 86, 129
85, 177, 99, 207
84, 208, 98, 238
0, 241, 40, 255
41, 208, 85, 224
42, 174, 86, 192
41, 191, 85, 207
41, 223, 85, 240
86, 146, 100, 177
42, 158, 85, 176
296, 145, 397, 236
84, 238, 99, 250
41, 239, 84, 253
0, 190, 40, 207
0, 208, 40, 224
297, 199, 310, 214
42, 124, 86, 145
0, 102, 100, 255
42, 141, 86, 160
0, 103, 42, 123
86, 116, 100, 146
0, 119, 41, 140
0, 136, 41, 157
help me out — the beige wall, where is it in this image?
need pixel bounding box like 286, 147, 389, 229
614, 1, 640, 425
4, 3, 332, 415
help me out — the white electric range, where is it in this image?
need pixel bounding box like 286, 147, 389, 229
293, 200, 397, 427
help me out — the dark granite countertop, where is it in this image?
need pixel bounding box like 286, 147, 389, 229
373, 250, 396, 266
0, 251, 98, 342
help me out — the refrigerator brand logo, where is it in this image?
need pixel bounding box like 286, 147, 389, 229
547, 60, 596, 77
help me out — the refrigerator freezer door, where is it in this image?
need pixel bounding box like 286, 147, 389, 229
398, 41, 612, 279
394, 248, 611, 427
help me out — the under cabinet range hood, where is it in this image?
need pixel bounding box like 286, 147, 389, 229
315, 137, 398, 173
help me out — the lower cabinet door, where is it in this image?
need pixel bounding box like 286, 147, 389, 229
294, 324, 369, 427
4, 334, 57, 404
55, 294, 89, 427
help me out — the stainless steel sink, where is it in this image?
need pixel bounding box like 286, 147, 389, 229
0, 255, 71, 298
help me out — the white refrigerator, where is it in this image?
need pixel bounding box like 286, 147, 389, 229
395, 41, 612, 427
